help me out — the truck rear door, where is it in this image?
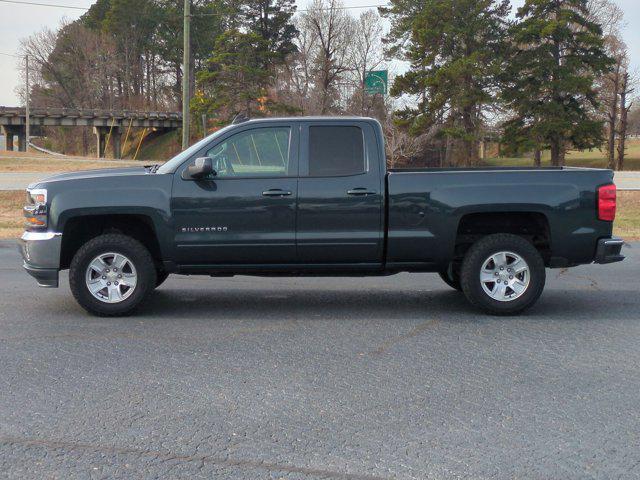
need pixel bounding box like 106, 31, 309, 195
296, 121, 384, 264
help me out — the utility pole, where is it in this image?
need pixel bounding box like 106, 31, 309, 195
25, 54, 30, 150
181, 0, 191, 150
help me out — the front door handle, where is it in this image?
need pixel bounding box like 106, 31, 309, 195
262, 189, 292, 197
347, 188, 377, 196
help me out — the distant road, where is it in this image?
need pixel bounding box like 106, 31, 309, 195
0, 173, 52, 190
614, 171, 640, 191
0, 170, 639, 191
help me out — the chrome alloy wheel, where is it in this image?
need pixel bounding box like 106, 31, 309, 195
480, 251, 530, 302
85, 252, 137, 303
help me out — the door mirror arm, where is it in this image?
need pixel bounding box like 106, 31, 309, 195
183, 157, 216, 180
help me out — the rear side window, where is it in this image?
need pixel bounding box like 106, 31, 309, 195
308, 126, 365, 176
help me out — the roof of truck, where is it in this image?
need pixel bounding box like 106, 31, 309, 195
239, 116, 379, 123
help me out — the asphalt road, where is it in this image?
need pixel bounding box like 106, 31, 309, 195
1, 241, 639, 479
1, 171, 640, 191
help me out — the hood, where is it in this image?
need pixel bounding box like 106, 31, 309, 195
28, 166, 149, 189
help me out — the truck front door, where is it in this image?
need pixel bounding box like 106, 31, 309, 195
172, 123, 298, 265
296, 121, 384, 265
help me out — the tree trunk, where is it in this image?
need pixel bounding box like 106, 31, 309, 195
550, 141, 559, 166
607, 63, 621, 170
617, 72, 631, 171
533, 148, 541, 167
462, 106, 478, 166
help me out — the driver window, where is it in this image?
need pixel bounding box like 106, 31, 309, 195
205, 127, 291, 178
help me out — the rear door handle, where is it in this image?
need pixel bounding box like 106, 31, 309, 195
262, 189, 292, 197
347, 188, 377, 196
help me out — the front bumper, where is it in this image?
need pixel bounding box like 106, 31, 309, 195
19, 231, 62, 287
594, 237, 625, 264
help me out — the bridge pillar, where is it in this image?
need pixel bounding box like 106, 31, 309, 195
17, 129, 27, 152
93, 126, 108, 158
1, 126, 14, 151
111, 127, 122, 159
1, 125, 26, 151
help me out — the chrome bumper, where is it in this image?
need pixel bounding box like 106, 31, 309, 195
19, 231, 62, 287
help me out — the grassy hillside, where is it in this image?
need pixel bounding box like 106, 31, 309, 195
124, 129, 182, 161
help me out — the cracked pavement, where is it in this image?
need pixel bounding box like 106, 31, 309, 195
1, 241, 639, 479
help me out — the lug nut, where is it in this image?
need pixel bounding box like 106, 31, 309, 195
106, 269, 110, 273
114, 281, 119, 286
495, 272, 499, 276
118, 274, 122, 278
509, 275, 514, 279
102, 276, 106, 280
107, 282, 111, 286
500, 266, 504, 271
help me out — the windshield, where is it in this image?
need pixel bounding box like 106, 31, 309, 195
156, 124, 236, 174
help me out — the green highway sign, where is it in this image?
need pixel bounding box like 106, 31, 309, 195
364, 70, 388, 95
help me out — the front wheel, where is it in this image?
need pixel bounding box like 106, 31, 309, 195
69, 234, 157, 316
460, 234, 545, 316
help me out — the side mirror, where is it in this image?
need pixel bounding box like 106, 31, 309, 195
185, 157, 215, 179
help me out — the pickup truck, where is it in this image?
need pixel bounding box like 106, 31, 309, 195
20, 116, 624, 316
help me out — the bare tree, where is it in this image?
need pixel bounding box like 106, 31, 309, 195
617, 71, 635, 171
301, 0, 356, 114
347, 9, 384, 116
602, 35, 627, 169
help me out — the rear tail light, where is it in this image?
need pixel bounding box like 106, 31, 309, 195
597, 184, 616, 222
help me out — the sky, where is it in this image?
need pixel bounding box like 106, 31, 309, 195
0, 0, 638, 106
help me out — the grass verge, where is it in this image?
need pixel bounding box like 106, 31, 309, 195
0, 155, 143, 173
486, 139, 640, 170
1, 190, 639, 241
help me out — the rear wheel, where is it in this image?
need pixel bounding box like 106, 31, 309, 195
69, 234, 156, 316
460, 234, 545, 315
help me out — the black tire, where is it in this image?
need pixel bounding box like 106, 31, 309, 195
438, 263, 462, 291
69, 233, 157, 317
460, 234, 545, 316
155, 271, 169, 288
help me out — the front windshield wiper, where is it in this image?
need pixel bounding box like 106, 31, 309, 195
145, 164, 161, 174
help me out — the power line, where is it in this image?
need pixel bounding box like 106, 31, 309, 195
0, 0, 389, 15
193, 4, 388, 16
0, 51, 22, 58
0, 0, 88, 10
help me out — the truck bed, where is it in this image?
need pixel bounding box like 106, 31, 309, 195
385, 167, 615, 269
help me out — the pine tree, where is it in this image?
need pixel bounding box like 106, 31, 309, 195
381, 0, 510, 165
193, 30, 273, 122
502, 0, 613, 166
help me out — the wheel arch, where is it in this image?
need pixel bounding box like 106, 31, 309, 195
453, 211, 552, 266
59, 213, 164, 270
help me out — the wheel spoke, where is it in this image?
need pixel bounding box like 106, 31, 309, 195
510, 258, 528, 274
491, 282, 507, 299
492, 252, 507, 268
511, 280, 527, 295
89, 257, 107, 273
480, 270, 496, 283
108, 286, 123, 302
119, 274, 137, 288
112, 254, 128, 271
88, 279, 105, 294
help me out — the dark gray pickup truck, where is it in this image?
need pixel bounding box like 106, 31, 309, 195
20, 117, 624, 316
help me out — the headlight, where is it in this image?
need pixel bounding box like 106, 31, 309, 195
24, 188, 48, 229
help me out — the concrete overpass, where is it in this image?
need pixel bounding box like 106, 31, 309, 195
0, 107, 181, 158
